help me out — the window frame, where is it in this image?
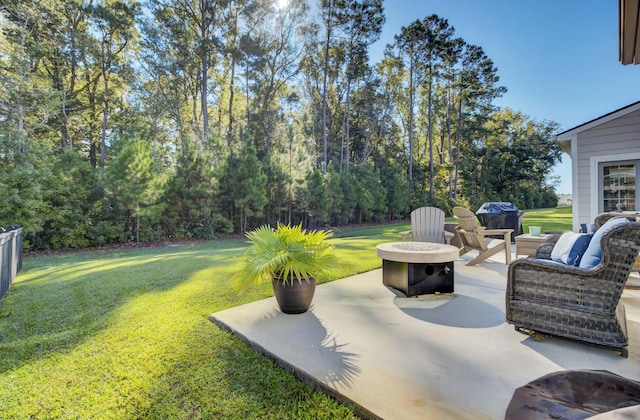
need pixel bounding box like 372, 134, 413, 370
598, 160, 639, 213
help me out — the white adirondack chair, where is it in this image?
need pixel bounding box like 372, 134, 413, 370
399, 207, 453, 244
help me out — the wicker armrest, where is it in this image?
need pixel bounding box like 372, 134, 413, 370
507, 257, 621, 316
535, 243, 555, 260
510, 257, 569, 273
508, 258, 604, 298
509, 257, 592, 274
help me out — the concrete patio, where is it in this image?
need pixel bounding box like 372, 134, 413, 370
209, 249, 640, 419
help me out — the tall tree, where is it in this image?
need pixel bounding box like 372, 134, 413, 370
244, 0, 308, 157
319, 0, 336, 172
33, 0, 91, 149
419, 15, 454, 202
219, 132, 267, 232
105, 135, 157, 242
479, 109, 562, 207
91, 0, 139, 166
390, 19, 427, 191
145, 0, 226, 144
453, 43, 505, 200
0, 0, 59, 243
222, 0, 257, 143
339, 0, 384, 172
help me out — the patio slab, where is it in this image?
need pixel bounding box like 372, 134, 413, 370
209, 251, 640, 419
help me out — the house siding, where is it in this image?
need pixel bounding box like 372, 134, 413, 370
575, 108, 640, 227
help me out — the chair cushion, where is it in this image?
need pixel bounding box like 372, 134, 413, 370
579, 217, 628, 269
551, 231, 593, 266
580, 223, 597, 233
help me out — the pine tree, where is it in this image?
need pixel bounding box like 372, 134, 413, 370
105, 136, 157, 242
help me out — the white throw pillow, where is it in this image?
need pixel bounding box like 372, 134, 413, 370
550, 231, 593, 266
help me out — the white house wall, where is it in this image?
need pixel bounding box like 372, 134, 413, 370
576, 109, 640, 228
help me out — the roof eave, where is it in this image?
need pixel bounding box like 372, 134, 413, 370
620, 0, 640, 65
555, 100, 640, 139
555, 137, 572, 155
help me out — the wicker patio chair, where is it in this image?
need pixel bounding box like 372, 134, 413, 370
594, 211, 640, 228
594, 212, 640, 271
506, 219, 640, 357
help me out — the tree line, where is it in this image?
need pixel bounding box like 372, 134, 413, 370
0, 0, 562, 250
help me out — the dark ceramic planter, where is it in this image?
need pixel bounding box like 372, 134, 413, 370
272, 277, 316, 314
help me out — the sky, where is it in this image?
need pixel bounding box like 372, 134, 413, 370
368, 0, 640, 194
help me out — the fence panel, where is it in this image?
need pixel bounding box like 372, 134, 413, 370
0, 227, 23, 302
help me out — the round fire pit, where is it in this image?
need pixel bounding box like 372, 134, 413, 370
376, 242, 460, 296
376, 241, 460, 263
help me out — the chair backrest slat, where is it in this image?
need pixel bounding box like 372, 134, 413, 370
411, 207, 445, 243
453, 206, 488, 250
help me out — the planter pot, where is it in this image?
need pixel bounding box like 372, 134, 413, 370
272, 277, 316, 314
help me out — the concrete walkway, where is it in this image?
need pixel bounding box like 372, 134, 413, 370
210, 251, 640, 419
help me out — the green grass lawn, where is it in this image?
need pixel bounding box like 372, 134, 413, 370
520, 206, 573, 233
0, 208, 571, 418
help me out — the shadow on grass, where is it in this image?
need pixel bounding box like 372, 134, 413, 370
0, 243, 245, 375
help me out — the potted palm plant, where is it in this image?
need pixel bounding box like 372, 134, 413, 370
231, 223, 336, 314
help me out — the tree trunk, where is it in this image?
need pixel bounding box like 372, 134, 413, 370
201, 52, 209, 142
227, 6, 237, 144
100, 73, 109, 167
447, 76, 453, 200
200, 0, 209, 143
62, 89, 73, 149
454, 96, 463, 200
136, 213, 140, 243
86, 70, 99, 168
343, 77, 352, 173
427, 68, 434, 202
408, 55, 415, 192
321, 6, 332, 173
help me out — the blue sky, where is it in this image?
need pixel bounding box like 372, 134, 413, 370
369, 0, 640, 194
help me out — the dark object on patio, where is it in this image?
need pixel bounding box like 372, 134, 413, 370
476, 202, 524, 240
506, 219, 640, 357
504, 370, 640, 420
376, 242, 459, 296
381, 259, 454, 296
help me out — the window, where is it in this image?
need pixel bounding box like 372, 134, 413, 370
601, 162, 638, 212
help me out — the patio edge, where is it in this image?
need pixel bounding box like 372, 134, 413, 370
208, 313, 382, 420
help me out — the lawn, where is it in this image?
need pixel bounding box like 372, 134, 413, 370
520, 206, 573, 233
443, 205, 573, 233
0, 208, 571, 418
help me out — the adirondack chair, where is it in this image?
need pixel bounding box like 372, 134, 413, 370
399, 207, 453, 244
453, 206, 512, 265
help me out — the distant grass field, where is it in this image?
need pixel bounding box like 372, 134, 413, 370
521, 206, 573, 233
0, 207, 570, 418
443, 206, 573, 233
